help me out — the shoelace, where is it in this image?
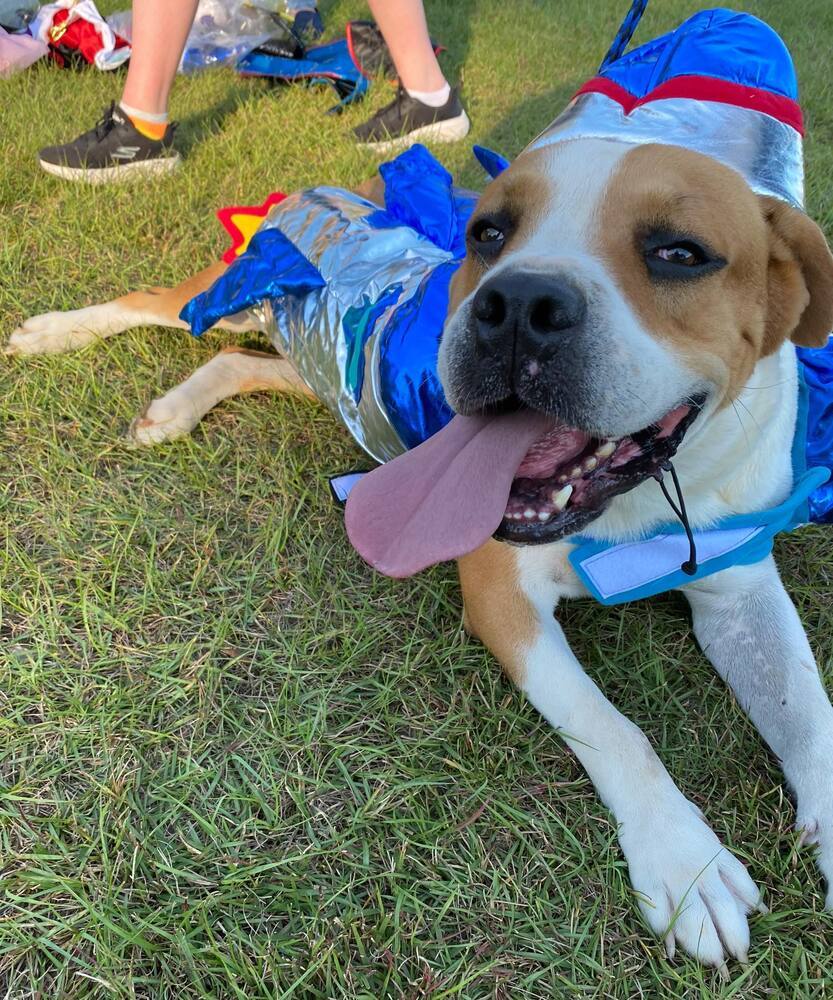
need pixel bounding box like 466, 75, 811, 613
381, 85, 406, 123
93, 103, 120, 142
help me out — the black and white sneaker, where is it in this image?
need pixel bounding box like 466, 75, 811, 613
38, 104, 180, 184
353, 87, 470, 153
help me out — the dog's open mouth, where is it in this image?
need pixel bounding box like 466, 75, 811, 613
496, 400, 703, 544
345, 395, 704, 578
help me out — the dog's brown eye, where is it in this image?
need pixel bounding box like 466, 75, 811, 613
655, 244, 701, 266
643, 231, 724, 281
472, 220, 505, 245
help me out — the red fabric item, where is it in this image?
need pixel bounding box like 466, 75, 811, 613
574, 74, 804, 135
48, 6, 128, 66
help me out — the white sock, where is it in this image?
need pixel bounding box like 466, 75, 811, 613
404, 82, 451, 108
119, 102, 168, 124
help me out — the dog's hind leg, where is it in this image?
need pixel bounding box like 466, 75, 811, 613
5, 261, 260, 356
129, 346, 315, 445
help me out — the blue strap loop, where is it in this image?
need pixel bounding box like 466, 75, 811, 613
599, 0, 649, 71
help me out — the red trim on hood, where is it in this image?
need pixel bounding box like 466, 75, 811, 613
574, 74, 804, 134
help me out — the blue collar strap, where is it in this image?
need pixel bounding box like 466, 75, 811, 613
569, 358, 831, 604
568, 465, 828, 605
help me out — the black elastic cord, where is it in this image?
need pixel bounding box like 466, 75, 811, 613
655, 460, 698, 575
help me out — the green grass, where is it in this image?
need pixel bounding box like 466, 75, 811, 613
2, 0, 833, 996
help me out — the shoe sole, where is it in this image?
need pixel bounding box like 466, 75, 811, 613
361, 111, 471, 154
38, 153, 181, 185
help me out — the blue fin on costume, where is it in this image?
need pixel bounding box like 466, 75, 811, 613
342, 285, 403, 404
180, 227, 325, 337
472, 145, 510, 179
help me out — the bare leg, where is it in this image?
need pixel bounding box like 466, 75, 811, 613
130, 346, 315, 445
365, 0, 446, 92
5, 262, 260, 356
684, 556, 833, 907
121, 0, 200, 114
459, 541, 763, 970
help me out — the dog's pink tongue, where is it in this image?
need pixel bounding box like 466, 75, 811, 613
346, 410, 553, 578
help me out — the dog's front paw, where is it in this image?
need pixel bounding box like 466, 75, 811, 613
795, 787, 833, 909
797, 816, 833, 908
620, 796, 763, 970
5, 306, 112, 355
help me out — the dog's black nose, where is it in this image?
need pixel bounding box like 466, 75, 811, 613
472, 271, 586, 353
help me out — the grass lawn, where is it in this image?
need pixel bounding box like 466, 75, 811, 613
3, 0, 833, 996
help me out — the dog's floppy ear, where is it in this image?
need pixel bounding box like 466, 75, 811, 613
761, 196, 833, 350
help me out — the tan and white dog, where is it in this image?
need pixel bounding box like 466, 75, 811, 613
7, 134, 833, 970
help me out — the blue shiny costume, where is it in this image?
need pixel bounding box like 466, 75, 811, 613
182, 7, 833, 601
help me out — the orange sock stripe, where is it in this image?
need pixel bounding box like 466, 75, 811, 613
125, 112, 167, 140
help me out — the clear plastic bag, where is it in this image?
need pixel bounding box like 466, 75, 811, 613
106, 1, 286, 73
105, 9, 132, 44
180, 0, 283, 73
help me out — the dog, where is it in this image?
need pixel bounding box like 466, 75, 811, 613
7, 7, 833, 973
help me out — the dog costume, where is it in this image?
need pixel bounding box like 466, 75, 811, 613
182, 7, 833, 603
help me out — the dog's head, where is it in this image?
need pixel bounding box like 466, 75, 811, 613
438, 138, 833, 543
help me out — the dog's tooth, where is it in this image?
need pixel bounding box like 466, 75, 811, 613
523, 508, 536, 520
596, 440, 616, 459
570, 466, 582, 479
537, 510, 550, 522
551, 484, 573, 511
583, 456, 597, 472
558, 474, 567, 484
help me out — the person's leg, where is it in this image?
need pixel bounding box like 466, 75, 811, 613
120, 0, 200, 136
355, 0, 470, 150
38, 0, 198, 182
366, 0, 446, 98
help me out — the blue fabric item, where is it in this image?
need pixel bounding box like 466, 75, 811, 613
599, 8, 799, 99
569, 466, 829, 605
180, 227, 325, 337
799, 342, 833, 523
366, 144, 476, 258
236, 39, 370, 106
568, 350, 833, 605
378, 261, 458, 449
472, 144, 510, 179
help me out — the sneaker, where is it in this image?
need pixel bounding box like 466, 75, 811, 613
353, 86, 470, 153
38, 104, 180, 184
